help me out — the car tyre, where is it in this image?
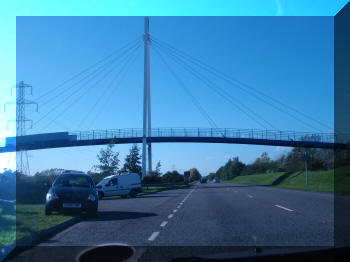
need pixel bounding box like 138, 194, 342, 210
87, 208, 98, 218
129, 189, 137, 198
45, 206, 52, 216
121, 194, 128, 199
98, 192, 104, 200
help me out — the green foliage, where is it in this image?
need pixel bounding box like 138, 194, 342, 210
206, 172, 216, 181
121, 144, 141, 175
226, 169, 336, 193
155, 161, 162, 176
142, 161, 162, 184
161, 170, 184, 183
94, 144, 120, 176
0, 169, 16, 200
216, 157, 245, 180
189, 168, 201, 182
16, 169, 65, 204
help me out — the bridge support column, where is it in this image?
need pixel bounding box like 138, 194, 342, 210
142, 16, 151, 179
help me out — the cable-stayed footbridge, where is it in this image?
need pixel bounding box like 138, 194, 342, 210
3, 17, 348, 178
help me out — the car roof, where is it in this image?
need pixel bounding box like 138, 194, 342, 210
60, 172, 89, 176
105, 173, 139, 179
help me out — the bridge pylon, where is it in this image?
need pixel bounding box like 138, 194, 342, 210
142, 16, 152, 179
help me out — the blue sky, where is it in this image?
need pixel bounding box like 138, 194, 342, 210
0, 0, 348, 175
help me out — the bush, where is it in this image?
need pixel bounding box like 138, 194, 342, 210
0, 169, 16, 200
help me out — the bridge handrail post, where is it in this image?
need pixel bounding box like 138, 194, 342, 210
198, 128, 200, 137
171, 128, 173, 136
158, 128, 160, 137
211, 128, 213, 137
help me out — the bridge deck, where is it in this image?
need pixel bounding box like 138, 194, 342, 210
1, 128, 349, 152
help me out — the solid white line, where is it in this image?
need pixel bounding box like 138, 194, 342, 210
173, 209, 178, 213
168, 214, 174, 219
148, 231, 160, 241
160, 221, 168, 227
247, 194, 253, 198
275, 205, 293, 212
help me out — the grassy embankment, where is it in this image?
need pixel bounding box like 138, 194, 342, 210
0, 204, 73, 247
0, 182, 194, 246
225, 166, 350, 194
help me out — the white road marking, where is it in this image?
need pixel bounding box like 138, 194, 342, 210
168, 214, 174, 219
148, 231, 160, 241
177, 205, 181, 209
160, 221, 168, 227
173, 209, 178, 213
247, 194, 253, 198
275, 205, 293, 212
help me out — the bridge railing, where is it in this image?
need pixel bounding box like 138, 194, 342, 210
68, 128, 343, 144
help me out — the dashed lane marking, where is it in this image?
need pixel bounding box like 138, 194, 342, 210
148, 231, 160, 241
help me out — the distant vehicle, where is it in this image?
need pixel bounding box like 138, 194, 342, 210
214, 177, 220, 183
96, 173, 142, 199
45, 172, 98, 217
200, 177, 207, 183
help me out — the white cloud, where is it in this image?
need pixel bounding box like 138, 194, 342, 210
275, 0, 283, 16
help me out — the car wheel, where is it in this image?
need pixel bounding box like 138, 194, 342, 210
121, 194, 128, 199
98, 192, 104, 200
45, 206, 52, 216
129, 189, 137, 198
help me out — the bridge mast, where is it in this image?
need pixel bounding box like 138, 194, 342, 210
146, 17, 152, 177
142, 16, 152, 179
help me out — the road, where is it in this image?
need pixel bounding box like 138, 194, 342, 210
5, 182, 334, 261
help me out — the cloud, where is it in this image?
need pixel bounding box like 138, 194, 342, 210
275, 0, 283, 16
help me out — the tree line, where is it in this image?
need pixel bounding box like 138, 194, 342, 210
0, 144, 202, 204
207, 147, 350, 181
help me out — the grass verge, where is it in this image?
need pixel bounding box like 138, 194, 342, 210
225, 169, 342, 193
0, 206, 15, 247
15, 204, 74, 241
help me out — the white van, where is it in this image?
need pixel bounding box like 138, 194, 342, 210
96, 173, 142, 199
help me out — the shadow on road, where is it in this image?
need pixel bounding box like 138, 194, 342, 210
85, 211, 157, 222
101, 195, 173, 201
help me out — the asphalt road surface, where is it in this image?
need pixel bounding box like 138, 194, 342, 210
5, 182, 335, 261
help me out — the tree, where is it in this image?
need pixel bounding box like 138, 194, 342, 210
189, 168, 201, 182
155, 161, 162, 176
216, 157, 245, 179
121, 144, 142, 175
161, 170, 184, 183
94, 144, 120, 176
